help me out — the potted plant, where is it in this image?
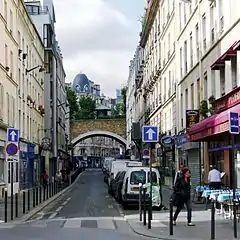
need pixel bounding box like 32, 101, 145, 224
208, 95, 215, 105
199, 100, 209, 118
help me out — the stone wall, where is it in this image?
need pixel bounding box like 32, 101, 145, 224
70, 118, 126, 140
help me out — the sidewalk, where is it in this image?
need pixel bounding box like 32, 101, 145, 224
162, 186, 206, 211
127, 210, 240, 240
0, 182, 69, 222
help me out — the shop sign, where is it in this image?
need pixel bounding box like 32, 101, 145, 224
161, 135, 175, 147
186, 110, 200, 130
214, 86, 240, 113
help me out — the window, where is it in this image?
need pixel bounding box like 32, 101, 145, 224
202, 14, 206, 50
185, 88, 188, 110
195, 24, 199, 59
130, 171, 146, 184
197, 79, 201, 107
190, 32, 193, 67
191, 83, 194, 109
10, 10, 13, 32
204, 72, 208, 100
5, 44, 8, 67
0, 145, 5, 183
7, 93, 10, 125
180, 47, 183, 77
4, 1, 7, 22
180, 93, 183, 127
184, 40, 187, 74
10, 51, 13, 77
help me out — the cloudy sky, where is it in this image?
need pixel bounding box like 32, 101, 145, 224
53, 0, 146, 98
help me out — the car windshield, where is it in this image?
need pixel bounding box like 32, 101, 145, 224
130, 170, 146, 184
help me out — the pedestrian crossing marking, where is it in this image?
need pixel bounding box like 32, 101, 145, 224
97, 219, 115, 229
63, 219, 81, 228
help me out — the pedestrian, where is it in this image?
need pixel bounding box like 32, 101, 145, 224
173, 163, 185, 185
208, 165, 221, 190
173, 168, 195, 226
40, 169, 48, 189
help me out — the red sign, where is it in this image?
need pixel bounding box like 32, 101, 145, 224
6, 143, 18, 155
214, 86, 240, 113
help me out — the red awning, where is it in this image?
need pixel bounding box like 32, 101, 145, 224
211, 41, 240, 70
189, 104, 240, 141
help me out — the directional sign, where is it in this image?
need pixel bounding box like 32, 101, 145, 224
6, 143, 18, 155
229, 112, 239, 134
142, 125, 159, 143
7, 128, 19, 143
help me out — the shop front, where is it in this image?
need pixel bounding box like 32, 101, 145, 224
189, 86, 240, 187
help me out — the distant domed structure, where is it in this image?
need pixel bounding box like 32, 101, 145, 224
72, 73, 90, 93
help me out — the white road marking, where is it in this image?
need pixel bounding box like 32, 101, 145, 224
108, 204, 113, 209
63, 219, 81, 228
62, 197, 71, 206
48, 212, 58, 219
56, 206, 63, 212
97, 219, 115, 229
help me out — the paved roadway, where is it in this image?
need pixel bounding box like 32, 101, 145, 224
0, 169, 148, 240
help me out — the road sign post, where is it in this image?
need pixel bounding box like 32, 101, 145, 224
228, 111, 239, 238
142, 126, 159, 226
6, 128, 19, 197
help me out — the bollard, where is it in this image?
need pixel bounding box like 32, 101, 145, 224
139, 183, 143, 222
33, 188, 35, 208
143, 185, 147, 226
27, 189, 30, 211
148, 202, 151, 229
169, 199, 173, 236
43, 185, 46, 201
2, 188, 4, 198
46, 184, 49, 199
233, 199, 237, 238
15, 193, 18, 218
39, 186, 42, 203
210, 199, 215, 240
4, 188, 7, 223
36, 187, 38, 206
10, 193, 13, 221
23, 191, 26, 214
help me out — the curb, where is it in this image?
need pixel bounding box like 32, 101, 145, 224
126, 219, 177, 240
12, 170, 86, 224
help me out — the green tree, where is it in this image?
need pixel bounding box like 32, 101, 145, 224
121, 87, 127, 116
111, 103, 122, 117
77, 96, 96, 120
65, 86, 79, 120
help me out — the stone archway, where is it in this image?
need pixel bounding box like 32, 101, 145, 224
71, 130, 127, 147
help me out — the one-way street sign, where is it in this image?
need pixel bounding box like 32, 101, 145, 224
7, 128, 19, 143
142, 125, 159, 143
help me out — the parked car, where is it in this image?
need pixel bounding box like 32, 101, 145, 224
113, 171, 126, 203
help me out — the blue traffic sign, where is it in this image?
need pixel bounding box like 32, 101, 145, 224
6, 143, 18, 155
7, 128, 19, 143
229, 112, 239, 134
142, 125, 159, 142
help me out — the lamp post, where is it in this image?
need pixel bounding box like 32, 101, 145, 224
25, 65, 45, 75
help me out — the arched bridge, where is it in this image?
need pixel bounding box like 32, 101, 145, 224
70, 118, 127, 147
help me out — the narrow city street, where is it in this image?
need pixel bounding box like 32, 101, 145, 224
0, 169, 148, 240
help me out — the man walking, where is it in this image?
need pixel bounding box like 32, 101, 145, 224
174, 163, 185, 185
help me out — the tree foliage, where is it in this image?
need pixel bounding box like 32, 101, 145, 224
65, 86, 79, 120
121, 87, 127, 116
76, 96, 96, 120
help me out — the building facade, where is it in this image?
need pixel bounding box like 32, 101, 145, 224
182, 0, 240, 188
126, 45, 144, 153
25, 0, 69, 177
0, 0, 45, 192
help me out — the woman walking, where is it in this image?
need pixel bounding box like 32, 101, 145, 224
173, 168, 195, 226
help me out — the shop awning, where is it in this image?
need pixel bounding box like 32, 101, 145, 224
211, 41, 240, 70
188, 104, 240, 141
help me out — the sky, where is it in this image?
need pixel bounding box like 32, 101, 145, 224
53, 0, 146, 98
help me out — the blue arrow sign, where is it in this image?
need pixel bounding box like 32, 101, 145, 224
142, 125, 159, 143
7, 128, 19, 143
229, 112, 239, 134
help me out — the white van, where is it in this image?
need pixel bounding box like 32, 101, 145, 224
121, 167, 161, 206
108, 161, 142, 194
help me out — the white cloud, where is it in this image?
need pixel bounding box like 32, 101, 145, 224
54, 0, 140, 97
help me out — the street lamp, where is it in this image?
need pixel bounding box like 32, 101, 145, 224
25, 65, 45, 75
